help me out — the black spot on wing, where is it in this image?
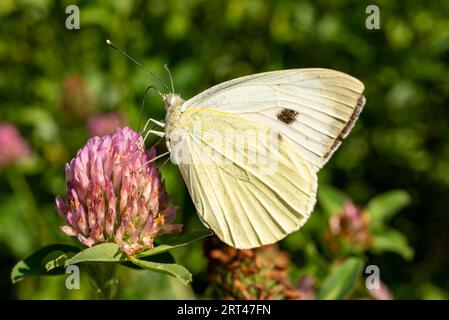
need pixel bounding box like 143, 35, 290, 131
277, 132, 283, 142
276, 108, 299, 125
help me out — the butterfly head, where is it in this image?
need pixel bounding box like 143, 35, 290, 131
163, 93, 185, 111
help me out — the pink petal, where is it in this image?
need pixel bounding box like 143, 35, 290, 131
55, 196, 67, 218
77, 234, 95, 247
60, 225, 77, 236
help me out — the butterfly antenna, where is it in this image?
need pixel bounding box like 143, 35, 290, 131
106, 39, 171, 92
164, 64, 175, 93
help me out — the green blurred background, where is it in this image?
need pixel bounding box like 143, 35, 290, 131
1, 0, 448, 299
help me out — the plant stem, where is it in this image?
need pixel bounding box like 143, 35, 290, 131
84, 263, 119, 299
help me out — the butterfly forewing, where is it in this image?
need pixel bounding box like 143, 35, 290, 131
181, 68, 365, 172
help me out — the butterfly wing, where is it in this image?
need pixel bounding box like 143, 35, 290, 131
171, 108, 317, 249
181, 68, 365, 172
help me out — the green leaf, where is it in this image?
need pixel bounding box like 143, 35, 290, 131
317, 257, 364, 300
371, 228, 414, 260
129, 256, 192, 285
137, 230, 212, 258
367, 190, 411, 228
318, 185, 346, 217
65, 243, 125, 266
121, 251, 175, 269
11, 244, 80, 284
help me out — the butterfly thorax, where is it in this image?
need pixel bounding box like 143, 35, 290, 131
164, 93, 185, 138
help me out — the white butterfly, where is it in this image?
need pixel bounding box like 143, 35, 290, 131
141, 68, 366, 249
105, 42, 361, 249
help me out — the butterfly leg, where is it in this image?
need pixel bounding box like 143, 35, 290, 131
144, 150, 170, 164
149, 118, 165, 128
140, 118, 166, 148
145, 130, 165, 138
142, 127, 165, 142
135, 150, 171, 172
166, 141, 172, 153
138, 128, 165, 151
141, 118, 165, 137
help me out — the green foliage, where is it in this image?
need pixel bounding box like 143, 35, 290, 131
1, 0, 449, 299
317, 185, 414, 259
138, 230, 213, 258
317, 184, 346, 217
65, 243, 125, 265
367, 190, 411, 230
11, 230, 210, 289
11, 244, 79, 283
129, 256, 192, 286
371, 229, 414, 260
317, 257, 364, 300
366, 190, 414, 260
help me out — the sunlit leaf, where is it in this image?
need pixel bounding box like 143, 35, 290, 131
64, 243, 125, 266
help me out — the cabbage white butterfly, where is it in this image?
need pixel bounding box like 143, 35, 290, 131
108, 40, 365, 249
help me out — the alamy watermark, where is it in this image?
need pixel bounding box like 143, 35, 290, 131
365, 264, 381, 290
65, 265, 80, 290
64, 4, 380, 31
65, 5, 80, 30
365, 5, 380, 30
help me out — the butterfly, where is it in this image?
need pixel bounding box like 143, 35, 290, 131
145, 69, 364, 249
107, 40, 365, 249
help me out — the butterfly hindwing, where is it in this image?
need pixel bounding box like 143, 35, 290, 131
172, 108, 317, 249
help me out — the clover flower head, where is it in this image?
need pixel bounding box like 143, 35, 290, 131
56, 127, 181, 255
327, 199, 372, 250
